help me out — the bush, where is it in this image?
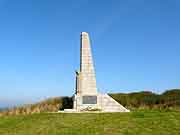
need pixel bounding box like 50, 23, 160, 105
109, 89, 180, 110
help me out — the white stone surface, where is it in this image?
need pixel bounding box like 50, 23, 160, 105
79, 32, 97, 95
73, 32, 130, 112
99, 94, 130, 112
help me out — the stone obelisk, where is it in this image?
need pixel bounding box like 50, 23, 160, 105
77, 32, 97, 95
72, 32, 130, 112
73, 32, 98, 111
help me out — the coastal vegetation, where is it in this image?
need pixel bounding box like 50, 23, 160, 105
0, 89, 180, 116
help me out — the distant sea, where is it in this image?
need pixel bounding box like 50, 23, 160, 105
0, 103, 11, 111
0, 103, 16, 110
0, 107, 8, 111
0, 98, 42, 110
0, 101, 30, 110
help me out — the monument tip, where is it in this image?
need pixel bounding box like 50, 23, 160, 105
81, 32, 89, 36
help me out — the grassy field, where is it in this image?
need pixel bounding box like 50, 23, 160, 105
0, 110, 180, 135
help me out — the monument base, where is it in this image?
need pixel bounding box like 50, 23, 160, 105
73, 93, 130, 112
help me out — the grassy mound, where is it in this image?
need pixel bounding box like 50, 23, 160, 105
0, 110, 180, 135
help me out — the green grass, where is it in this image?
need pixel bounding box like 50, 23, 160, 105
0, 110, 180, 135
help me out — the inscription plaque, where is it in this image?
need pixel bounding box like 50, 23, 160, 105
82, 96, 97, 104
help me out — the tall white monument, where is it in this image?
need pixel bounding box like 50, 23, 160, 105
72, 32, 129, 112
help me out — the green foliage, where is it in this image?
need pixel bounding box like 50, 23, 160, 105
161, 89, 180, 106
0, 111, 180, 135
0, 89, 179, 116
60, 96, 73, 110
109, 89, 180, 110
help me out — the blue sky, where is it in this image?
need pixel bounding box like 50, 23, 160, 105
0, 0, 180, 107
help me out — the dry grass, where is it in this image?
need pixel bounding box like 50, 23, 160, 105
0, 97, 62, 116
